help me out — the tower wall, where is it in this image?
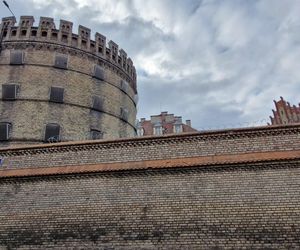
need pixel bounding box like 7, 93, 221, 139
0, 16, 138, 145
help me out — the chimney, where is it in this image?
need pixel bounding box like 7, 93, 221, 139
186, 120, 191, 127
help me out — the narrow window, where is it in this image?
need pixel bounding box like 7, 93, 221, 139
50, 87, 64, 103
44, 123, 60, 142
120, 107, 129, 121
10, 51, 24, 65
92, 96, 103, 111
93, 65, 105, 81
0, 122, 11, 141
41, 31, 47, 37
90, 129, 103, 140
54, 54, 68, 69
2, 84, 17, 100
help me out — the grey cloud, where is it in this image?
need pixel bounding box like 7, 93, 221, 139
1, 0, 300, 129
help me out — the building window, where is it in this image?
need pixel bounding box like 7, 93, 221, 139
10, 51, 24, 65
49, 87, 64, 103
137, 128, 144, 136
54, 54, 68, 69
2, 84, 18, 100
44, 123, 60, 143
90, 129, 103, 140
93, 65, 105, 81
154, 125, 163, 135
120, 107, 129, 121
92, 96, 103, 111
174, 124, 183, 133
0, 122, 11, 141
120, 80, 129, 92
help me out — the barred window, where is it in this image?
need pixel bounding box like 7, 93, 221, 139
2, 84, 17, 100
50, 87, 64, 103
93, 65, 105, 81
0, 122, 11, 141
54, 54, 68, 69
10, 51, 24, 65
92, 96, 103, 111
44, 123, 60, 143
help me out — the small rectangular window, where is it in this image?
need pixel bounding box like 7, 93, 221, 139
44, 123, 60, 142
50, 87, 64, 103
120, 107, 129, 121
0, 123, 11, 141
10, 51, 24, 65
2, 84, 17, 100
90, 129, 103, 140
120, 80, 129, 92
92, 96, 103, 111
54, 54, 68, 69
93, 65, 105, 81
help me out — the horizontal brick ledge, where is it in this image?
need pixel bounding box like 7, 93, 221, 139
0, 150, 300, 178
1, 123, 300, 153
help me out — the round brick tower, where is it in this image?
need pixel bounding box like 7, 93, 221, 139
0, 16, 138, 146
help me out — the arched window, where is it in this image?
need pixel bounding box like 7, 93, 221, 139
44, 123, 60, 143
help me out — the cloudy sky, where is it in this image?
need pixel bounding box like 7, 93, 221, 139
1, 0, 300, 130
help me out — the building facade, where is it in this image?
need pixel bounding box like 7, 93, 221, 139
136, 111, 197, 136
269, 97, 300, 125
0, 16, 138, 146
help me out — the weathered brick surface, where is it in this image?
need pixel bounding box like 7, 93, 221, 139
0, 125, 299, 170
0, 161, 300, 249
0, 122, 299, 249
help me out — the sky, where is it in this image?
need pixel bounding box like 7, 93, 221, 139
1, 0, 300, 130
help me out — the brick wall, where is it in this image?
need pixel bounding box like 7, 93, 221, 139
0, 160, 300, 249
0, 124, 299, 171
0, 125, 300, 249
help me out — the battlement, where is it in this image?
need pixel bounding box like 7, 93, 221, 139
0, 16, 136, 84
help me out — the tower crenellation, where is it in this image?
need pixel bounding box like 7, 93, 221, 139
1, 16, 136, 89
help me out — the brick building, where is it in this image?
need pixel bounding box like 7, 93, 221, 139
136, 111, 197, 136
269, 96, 300, 125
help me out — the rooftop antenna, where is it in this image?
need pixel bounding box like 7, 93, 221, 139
3, 1, 16, 18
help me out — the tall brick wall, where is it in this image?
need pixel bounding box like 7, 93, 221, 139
0, 16, 137, 145
0, 161, 300, 249
0, 125, 300, 249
